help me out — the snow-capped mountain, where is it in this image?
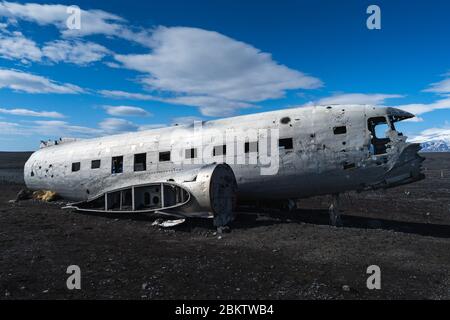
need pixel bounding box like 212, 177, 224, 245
419, 140, 450, 152
408, 128, 450, 152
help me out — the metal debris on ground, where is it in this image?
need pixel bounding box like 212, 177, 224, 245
151, 218, 186, 228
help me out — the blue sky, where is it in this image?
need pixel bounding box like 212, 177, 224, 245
0, 0, 449, 151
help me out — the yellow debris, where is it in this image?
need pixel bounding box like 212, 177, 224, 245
32, 190, 58, 202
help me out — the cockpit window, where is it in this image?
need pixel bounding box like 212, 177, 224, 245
388, 115, 404, 135
374, 122, 389, 139
368, 117, 390, 155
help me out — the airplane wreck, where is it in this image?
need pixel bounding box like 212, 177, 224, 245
24, 105, 425, 227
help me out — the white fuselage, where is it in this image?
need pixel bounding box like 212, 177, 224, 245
24, 105, 424, 202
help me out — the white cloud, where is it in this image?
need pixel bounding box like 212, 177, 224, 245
138, 123, 166, 131
104, 61, 121, 69
100, 89, 256, 116
114, 26, 322, 116
99, 118, 167, 134
171, 116, 203, 126
1, 5, 322, 116
0, 2, 122, 35
98, 118, 138, 133
409, 127, 450, 143
0, 117, 167, 141
395, 97, 450, 116
0, 119, 101, 138
99, 90, 155, 100
102, 117, 165, 134
0, 68, 83, 94
0, 2, 71, 25
404, 116, 424, 123
31, 120, 102, 137
165, 95, 255, 117
104, 105, 151, 117
0, 120, 22, 135
296, 92, 450, 120
0, 27, 110, 65
423, 77, 450, 94
0, 30, 42, 62
0, 1, 152, 45
0, 107, 64, 118
309, 93, 403, 105
42, 40, 110, 65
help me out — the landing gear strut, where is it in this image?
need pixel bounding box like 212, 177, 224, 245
329, 194, 343, 227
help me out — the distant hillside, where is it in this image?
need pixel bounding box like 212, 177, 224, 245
0, 152, 33, 184
0, 152, 33, 169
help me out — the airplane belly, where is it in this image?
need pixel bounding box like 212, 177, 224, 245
63, 164, 238, 227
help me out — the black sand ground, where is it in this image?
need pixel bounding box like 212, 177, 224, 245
0, 152, 449, 299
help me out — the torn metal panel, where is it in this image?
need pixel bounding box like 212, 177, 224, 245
151, 218, 186, 228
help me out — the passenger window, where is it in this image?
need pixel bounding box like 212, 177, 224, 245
91, 159, 101, 169
279, 138, 293, 150
185, 148, 197, 159
134, 153, 147, 171
111, 156, 123, 174
245, 141, 258, 153
213, 145, 226, 156
72, 162, 80, 172
333, 126, 347, 135
159, 151, 171, 162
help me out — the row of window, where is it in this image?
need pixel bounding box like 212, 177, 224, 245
35, 125, 351, 177
69, 123, 352, 174
71, 138, 296, 173
69, 124, 351, 174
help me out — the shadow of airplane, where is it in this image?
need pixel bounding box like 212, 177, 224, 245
232, 208, 450, 239
74, 207, 450, 239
